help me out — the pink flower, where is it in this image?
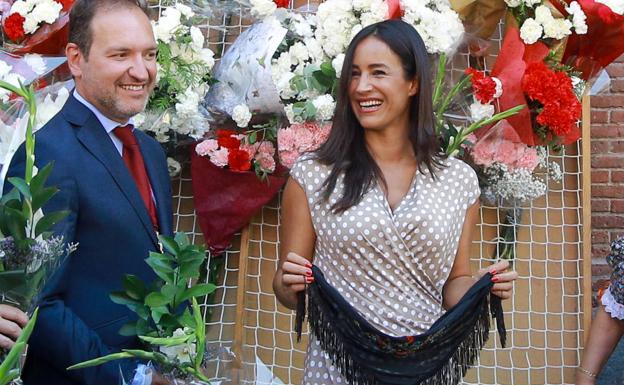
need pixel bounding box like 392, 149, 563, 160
210, 147, 229, 167
256, 153, 276, 172
277, 127, 297, 152
279, 150, 299, 169
258, 141, 275, 156
512, 147, 539, 170
240, 142, 260, 158
196, 139, 219, 156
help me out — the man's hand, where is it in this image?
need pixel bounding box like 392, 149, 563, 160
0, 304, 28, 349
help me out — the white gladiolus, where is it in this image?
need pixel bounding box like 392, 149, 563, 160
174, 2, 194, 18
35, 87, 69, 129
190, 26, 204, 51
232, 104, 252, 128
519, 18, 543, 44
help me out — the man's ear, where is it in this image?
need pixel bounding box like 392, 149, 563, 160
409, 77, 419, 97
65, 43, 84, 78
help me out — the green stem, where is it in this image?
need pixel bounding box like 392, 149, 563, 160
432, 54, 447, 109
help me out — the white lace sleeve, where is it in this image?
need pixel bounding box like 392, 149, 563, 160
602, 286, 624, 320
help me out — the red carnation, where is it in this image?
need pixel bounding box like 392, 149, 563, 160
228, 148, 251, 171
216, 129, 241, 149
465, 68, 497, 104
274, 0, 289, 7
4, 13, 26, 42
54, 0, 74, 12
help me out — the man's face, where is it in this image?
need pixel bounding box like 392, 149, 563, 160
67, 6, 158, 123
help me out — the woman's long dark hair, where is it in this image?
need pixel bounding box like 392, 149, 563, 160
315, 19, 446, 214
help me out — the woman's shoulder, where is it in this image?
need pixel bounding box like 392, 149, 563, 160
289, 155, 332, 188
435, 156, 478, 181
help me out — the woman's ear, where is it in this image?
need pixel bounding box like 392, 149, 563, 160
409, 78, 419, 97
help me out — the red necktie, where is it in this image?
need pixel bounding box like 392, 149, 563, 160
113, 125, 159, 231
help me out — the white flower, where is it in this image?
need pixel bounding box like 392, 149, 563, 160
174, 2, 194, 18
167, 157, 182, 177
275, 71, 296, 99
0, 61, 13, 79
596, 0, 624, 14
524, 0, 542, 6
292, 15, 314, 38
332, 54, 345, 78
35, 86, 69, 129
159, 328, 196, 364
312, 94, 335, 121
190, 26, 204, 51
24, 54, 46, 75
152, 7, 182, 43
304, 38, 325, 64
519, 18, 543, 44
542, 18, 572, 40
469, 101, 495, 121
250, 0, 276, 19
10, 0, 34, 15
23, 14, 39, 34
503, 0, 523, 7
0, 73, 25, 103
493, 77, 503, 98
275, 51, 293, 74
29, 0, 61, 24
289, 42, 309, 67
175, 87, 200, 118
133, 112, 146, 127
534, 5, 553, 24
566, 1, 588, 34
200, 48, 215, 69
352, 0, 373, 10
232, 104, 252, 127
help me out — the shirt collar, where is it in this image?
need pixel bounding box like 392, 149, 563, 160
73, 90, 134, 133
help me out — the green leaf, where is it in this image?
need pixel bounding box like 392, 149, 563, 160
320, 62, 336, 77
180, 283, 216, 302
34, 210, 69, 237
0, 308, 38, 380
173, 232, 190, 248
145, 254, 175, 284
150, 305, 169, 323
192, 297, 205, 372
110, 291, 141, 307
178, 308, 195, 329
119, 322, 138, 337
29, 161, 54, 193
7, 177, 31, 200
31, 186, 58, 213
122, 274, 147, 300
158, 235, 180, 256
67, 352, 135, 370
139, 333, 192, 346
145, 292, 170, 307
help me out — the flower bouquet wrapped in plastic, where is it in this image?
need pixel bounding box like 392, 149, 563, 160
68, 233, 222, 384
1, 0, 73, 55
133, 3, 215, 173
0, 78, 74, 313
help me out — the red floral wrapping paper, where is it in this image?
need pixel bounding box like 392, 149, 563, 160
190, 144, 287, 255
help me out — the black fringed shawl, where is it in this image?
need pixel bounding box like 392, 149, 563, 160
295, 265, 506, 385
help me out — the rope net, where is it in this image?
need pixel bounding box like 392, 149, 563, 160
162, 2, 587, 384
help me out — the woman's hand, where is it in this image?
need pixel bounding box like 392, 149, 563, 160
478, 260, 518, 300
280, 252, 314, 294
0, 304, 28, 349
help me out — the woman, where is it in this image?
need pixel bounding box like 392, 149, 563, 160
0, 304, 28, 350
576, 237, 624, 385
273, 20, 517, 385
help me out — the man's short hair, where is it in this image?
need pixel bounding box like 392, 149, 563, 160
68, 0, 151, 58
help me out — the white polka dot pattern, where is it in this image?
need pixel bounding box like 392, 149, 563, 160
290, 156, 480, 385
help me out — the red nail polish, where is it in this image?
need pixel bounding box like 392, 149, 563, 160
489, 268, 497, 275
491, 276, 499, 283
305, 262, 312, 268
306, 277, 314, 283
306, 270, 312, 276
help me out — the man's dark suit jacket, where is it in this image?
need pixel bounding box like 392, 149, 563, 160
5, 94, 173, 384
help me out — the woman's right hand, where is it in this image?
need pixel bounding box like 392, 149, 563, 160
0, 304, 28, 349
280, 251, 314, 294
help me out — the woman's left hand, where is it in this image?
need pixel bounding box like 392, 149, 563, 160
478, 260, 518, 300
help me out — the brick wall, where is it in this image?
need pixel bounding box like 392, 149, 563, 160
591, 54, 624, 305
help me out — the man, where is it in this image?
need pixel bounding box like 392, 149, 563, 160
5, 0, 173, 383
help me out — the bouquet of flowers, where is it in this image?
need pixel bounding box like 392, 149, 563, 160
69, 233, 218, 384
0, 79, 74, 313
1, 0, 73, 54
134, 3, 215, 169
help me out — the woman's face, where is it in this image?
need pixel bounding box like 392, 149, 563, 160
348, 36, 418, 133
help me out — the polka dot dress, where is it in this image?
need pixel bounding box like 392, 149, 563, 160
290, 156, 480, 385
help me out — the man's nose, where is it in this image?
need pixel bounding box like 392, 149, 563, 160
127, 54, 150, 81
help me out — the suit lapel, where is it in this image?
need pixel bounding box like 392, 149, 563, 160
65, 97, 159, 248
